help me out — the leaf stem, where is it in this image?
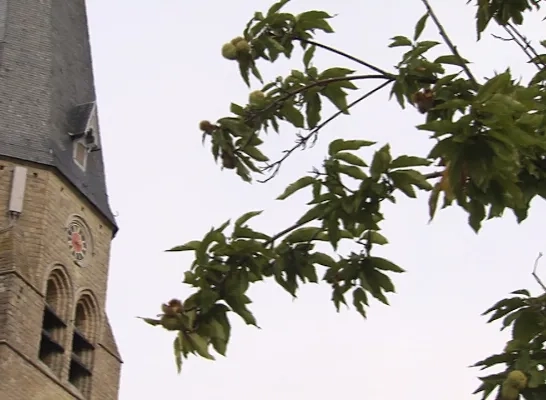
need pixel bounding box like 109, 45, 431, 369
258, 79, 395, 182
420, 0, 479, 89
294, 37, 395, 78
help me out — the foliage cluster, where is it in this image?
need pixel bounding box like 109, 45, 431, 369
143, 1, 546, 398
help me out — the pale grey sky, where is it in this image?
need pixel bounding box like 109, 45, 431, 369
87, 1, 544, 399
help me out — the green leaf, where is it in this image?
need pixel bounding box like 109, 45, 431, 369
428, 184, 441, 221
281, 103, 305, 128
277, 176, 316, 201
242, 146, 269, 162
370, 144, 392, 179
233, 226, 271, 241
319, 67, 355, 80
166, 240, 201, 252
353, 287, 368, 318
139, 317, 162, 326
225, 295, 258, 326
362, 231, 388, 245
321, 85, 349, 113
413, 12, 429, 41
328, 139, 375, 156
389, 36, 412, 48
512, 310, 543, 342
186, 333, 215, 360
303, 45, 316, 68
297, 203, 328, 224
296, 11, 334, 33
369, 257, 405, 273
468, 199, 486, 233
267, 0, 290, 16
235, 210, 263, 227
390, 155, 431, 169
305, 93, 322, 128
475, 71, 512, 102
174, 334, 183, 373
309, 252, 338, 268
390, 172, 416, 198
510, 289, 531, 297
284, 227, 322, 243
434, 55, 470, 66
334, 152, 368, 167
338, 164, 368, 180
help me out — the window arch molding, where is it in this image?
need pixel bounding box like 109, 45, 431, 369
72, 289, 101, 341
41, 264, 74, 321
68, 288, 101, 396
38, 264, 74, 375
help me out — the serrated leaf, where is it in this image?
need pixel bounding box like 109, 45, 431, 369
309, 252, 338, 268
319, 67, 355, 80
353, 287, 368, 318
267, 0, 290, 16
428, 183, 441, 221
414, 12, 429, 41
362, 231, 388, 245
370, 144, 392, 179
305, 93, 322, 128
303, 45, 316, 68
434, 54, 470, 66
322, 85, 349, 113
284, 227, 322, 243
277, 176, 316, 200
328, 139, 375, 156
242, 146, 269, 162
390, 172, 417, 198
235, 210, 263, 227
139, 317, 162, 326
369, 257, 405, 273
389, 36, 412, 48
390, 155, 431, 169
512, 310, 544, 342
510, 289, 531, 297
281, 103, 305, 128
166, 240, 201, 252
297, 203, 328, 224
174, 334, 183, 373
334, 152, 368, 167
338, 164, 368, 180
186, 333, 215, 360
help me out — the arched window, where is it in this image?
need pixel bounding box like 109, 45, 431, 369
68, 293, 97, 397
38, 268, 71, 376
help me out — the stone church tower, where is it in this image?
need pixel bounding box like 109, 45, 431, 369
0, 1, 122, 399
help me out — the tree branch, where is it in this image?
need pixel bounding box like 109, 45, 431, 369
258, 78, 395, 183
420, 0, 479, 89
533, 252, 546, 293
504, 23, 546, 70
294, 37, 396, 78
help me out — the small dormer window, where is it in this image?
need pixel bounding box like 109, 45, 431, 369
67, 102, 101, 172
74, 140, 88, 171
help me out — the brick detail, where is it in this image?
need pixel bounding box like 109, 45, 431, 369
0, 159, 121, 399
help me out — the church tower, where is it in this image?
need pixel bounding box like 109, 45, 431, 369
0, 1, 122, 399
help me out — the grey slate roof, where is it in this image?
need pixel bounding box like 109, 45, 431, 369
0, 0, 117, 234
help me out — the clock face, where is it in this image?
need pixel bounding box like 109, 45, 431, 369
67, 221, 88, 261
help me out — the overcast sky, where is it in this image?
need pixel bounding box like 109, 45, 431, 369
86, 1, 544, 399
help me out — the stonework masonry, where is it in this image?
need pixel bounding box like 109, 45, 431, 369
0, 159, 121, 399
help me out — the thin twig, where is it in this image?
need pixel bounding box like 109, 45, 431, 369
294, 37, 395, 78
532, 252, 546, 293
258, 79, 394, 183
504, 23, 545, 69
420, 0, 479, 89
264, 220, 308, 247
238, 74, 392, 151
